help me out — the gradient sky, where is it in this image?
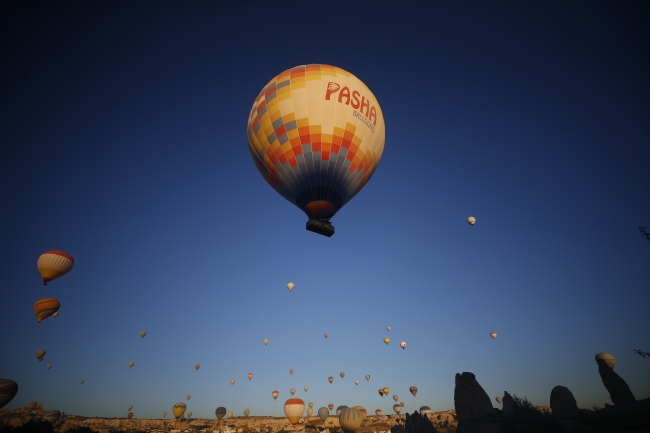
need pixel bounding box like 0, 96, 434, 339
1, 0, 649, 421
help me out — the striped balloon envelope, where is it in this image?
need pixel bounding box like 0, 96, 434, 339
338, 407, 363, 433
247, 64, 386, 236
336, 405, 348, 416
283, 398, 305, 425
419, 406, 431, 415
393, 404, 401, 414
34, 298, 60, 323
37, 250, 74, 285
0, 379, 18, 410
375, 409, 382, 416
353, 406, 367, 421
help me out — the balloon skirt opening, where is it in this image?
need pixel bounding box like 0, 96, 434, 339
306, 218, 335, 237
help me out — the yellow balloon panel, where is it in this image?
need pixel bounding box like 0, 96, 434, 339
248, 65, 385, 219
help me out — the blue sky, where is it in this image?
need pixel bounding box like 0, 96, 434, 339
1, 0, 649, 420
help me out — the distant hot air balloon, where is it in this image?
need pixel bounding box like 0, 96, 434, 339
264, 339, 269, 345
353, 406, 367, 422
386, 326, 391, 332
140, 331, 147, 338
287, 282, 294, 291
400, 402, 404, 407
187, 412, 192, 419
289, 369, 294, 375
490, 332, 497, 339
467, 216, 476, 226
163, 412, 167, 418
336, 405, 348, 416
309, 402, 314, 408
318, 407, 329, 421
127, 413, 133, 419
0, 379, 18, 410
419, 406, 431, 415
52, 312, 59, 317
305, 407, 312, 417
43, 410, 61, 423
393, 404, 401, 414
230, 379, 235, 385
366, 375, 370, 381
186, 395, 191, 401
378, 389, 384, 397
36, 350, 46, 362
284, 398, 305, 425
195, 365, 200, 371
248, 373, 253, 380
383, 387, 390, 395
400, 342, 406, 349
595, 352, 616, 369
47, 364, 51, 369
128, 406, 133, 411
80, 380, 84, 384
339, 407, 363, 433
328, 376, 334, 383
495, 397, 502, 404
128, 362, 134, 369
410, 386, 418, 397
328, 403, 334, 411
247, 65, 386, 238
393, 395, 398, 402
324, 333, 328, 339
383, 337, 390, 345
34, 298, 60, 323
375, 409, 383, 416
37, 251, 74, 285
227, 412, 233, 418
244, 409, 250, 417
272, 390, 279, 400
215, 407, 226, 420
340, 372, 345, 379
173, 403, 186, 420
290, 388, 296, 396
304, 386, 308, 392
355, 380, 359, 385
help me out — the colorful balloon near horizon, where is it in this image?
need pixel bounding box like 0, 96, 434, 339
336, 405, 347, 416
127, 413, 133, 419
264, 339, 269, 345
128, 406, 133, 412
0, 379, 18, 410
383, 337, 390, 345
244, 409, 250, 417
172, 403, 186, 420
490, 332, 497, 339
34, 298, 60, 323
37, 250, 74, 285
272, 390, 279, 400
227, 412, 233, 418
410, 386, 418, 397
248, 373, 253, 380
353, 406, 367, 421
495, 397, 502, 404
283, 398, 305, 425
162, 412, 167, 418
595, 352, 616, 369
328, 403, 334, 411
393, 404, 401, 414
375, 409, 382, 416
287, 282, 294, 291
467, 216, 476, 225
420, 406, 431, 415
318, 407, 329, 421
215, 407, 226, 420
307, 407, 313, 417
187, 412, 192, 419
140, 331, 146, 338
36, 350, 46, 362
328, 376, 333, 383
195, 365, 200, 371
400, 341, 406, 349
339, 407, 363, 433
247, 64, 386, 223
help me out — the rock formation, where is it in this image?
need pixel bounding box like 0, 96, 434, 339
596, 359, 635, 405
500, 391, 516, 417
404, 411, 437, 433
453, 372, 500, 433
549, 385, 579, 419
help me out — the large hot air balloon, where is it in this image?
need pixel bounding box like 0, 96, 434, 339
393, 395, 398, 402
215, 407, 226, 420
43, 410, 61, 423
375, 409, 383, 416
355, 380, 359, 385
230, 379, 235, 385
0, 379, 18, 410
140, 331, 147, 338
34, 298, 60, 323
393, 404, 401, 414
264, 339, 269, 345
400, 342, 406, 349
410, 386, 418, 397
495, 397, 502, 404
187, 412, 192, 419
383, 337, 390, 345
244, 409, 250, 417
307, 408, 313, 417
37, 251, 74, 285
383, 387, 390, 395
173, 403, 186, 420
490, 332, 497, 339
195, 365, 200, 371
318, 407, 329, 421
467, 216, 476, 226
324, 333, 328, 339
127, 413, 133, 419
287, 282, 294, 291
247, 64, 386, 237
186, 395, 191, 401
336, 405, 348, 416
248, 373, 253, 380
163, 412, 167, 418
272, 390, 279, 400
328, 376, 334, 383
128, 406, 133, 411
128, 362, 134, 369
419, 406, 431, 415
284, 398, 305, 425
340, 372, 345, 379
353, 406, 367, 422
290, 388, 296, 396
304, 386, 308, 392
289, 369, 294, 375
339, 407, 363, 433
227, 412, 233, 418
328, 403, 334, 411
36, 350, 46, 362
365, 375, 370, 381
595, 352, 616, 369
